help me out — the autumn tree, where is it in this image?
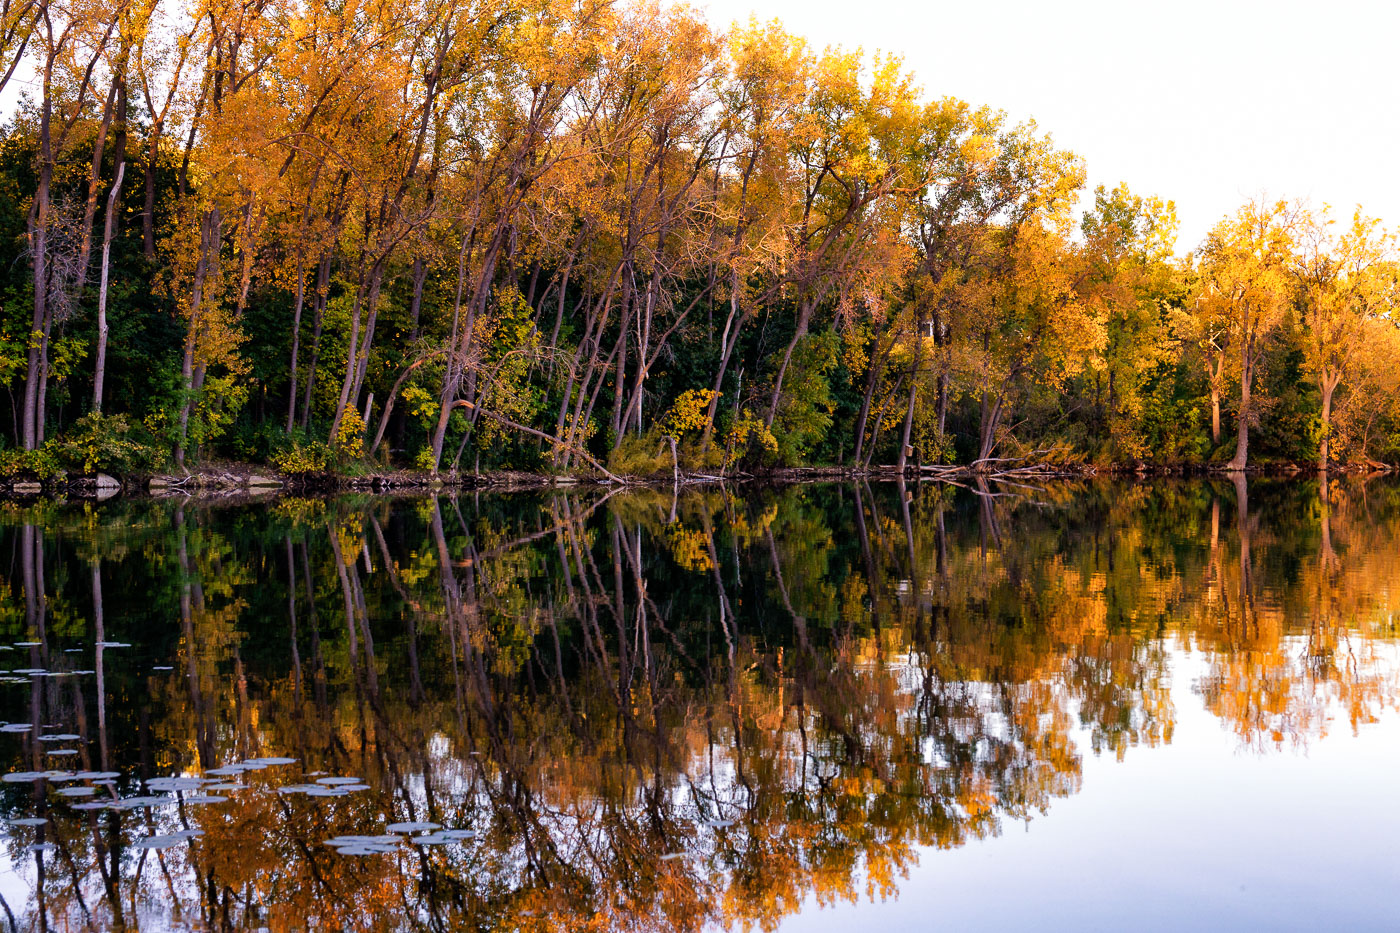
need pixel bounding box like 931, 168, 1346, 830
1196, 198, 1299, 471
1293, 206, 1397, 469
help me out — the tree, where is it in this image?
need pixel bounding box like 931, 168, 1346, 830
1075, 183, 1181, 459
1196, 198, 1299, 471
1294, 206, 1397, 469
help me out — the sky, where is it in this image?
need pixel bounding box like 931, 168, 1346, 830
697, 0, 1400, 251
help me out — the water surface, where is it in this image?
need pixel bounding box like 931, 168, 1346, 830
0, 478, 1397, 931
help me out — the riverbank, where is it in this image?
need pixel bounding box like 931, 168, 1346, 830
0, 457, 1393, 501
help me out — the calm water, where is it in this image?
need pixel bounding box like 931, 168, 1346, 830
0, 478, 1398, 931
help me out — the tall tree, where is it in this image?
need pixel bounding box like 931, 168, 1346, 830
1294, 206, 1397, 469
1196, 199, 1299, 472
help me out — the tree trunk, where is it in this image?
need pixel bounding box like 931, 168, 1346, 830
977, 392, 1003, 463
610, 318, 628, 448
93, 160, 126, 413
142, 135, 159, 259
77, 79, 120, 284
1318, 374, 1336, 472
1227, 349, 1252, 472
407, 256, 427, 340
700, 287, 745, 452
285, 261, 307, 432
851, 333, 893, 465
22, 63, 56, 450
765, 299, 813, 428
300, 256, 331, 429
896, 327, 925, 472
1206, 349, 1225, 446
1210, 386, 1221, 445
328, 237, 372, 441
175, 208, 222, 467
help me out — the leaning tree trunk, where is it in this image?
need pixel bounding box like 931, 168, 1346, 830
93, 161, 126, 412
977, 391, 1003, 463
700, 277, 744, 452
765, 299, 814, 428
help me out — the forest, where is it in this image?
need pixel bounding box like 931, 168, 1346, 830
2, 0, 1399, 480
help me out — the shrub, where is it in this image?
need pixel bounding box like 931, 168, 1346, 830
46, 413, 168, 475
609, 433, 673, 476
270, 439, 331, 474
332, 409, 366, 461
0, 447, 62, 480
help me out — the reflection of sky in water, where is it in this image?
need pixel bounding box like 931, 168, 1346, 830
779, 646, 1400, 932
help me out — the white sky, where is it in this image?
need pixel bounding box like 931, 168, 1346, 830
698, 0, 1400, 252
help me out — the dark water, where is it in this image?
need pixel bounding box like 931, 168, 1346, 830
0, 478, 1398, 932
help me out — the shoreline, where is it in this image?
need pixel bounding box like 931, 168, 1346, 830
0, 458, 1394, 502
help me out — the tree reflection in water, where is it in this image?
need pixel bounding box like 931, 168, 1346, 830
0, 477, 1397, 931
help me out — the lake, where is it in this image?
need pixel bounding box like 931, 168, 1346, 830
0, 477, 1398, 931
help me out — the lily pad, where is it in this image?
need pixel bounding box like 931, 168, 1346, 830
326, 834, 400, 846
333, 844, 395, 855
387, 821, 441, 833
147, 777, 207, 792
113, 796, 177, 810
133, 835, 184, 850
276, 784, 322, 795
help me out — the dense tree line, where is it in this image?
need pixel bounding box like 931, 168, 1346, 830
1, 0, 1398, 478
